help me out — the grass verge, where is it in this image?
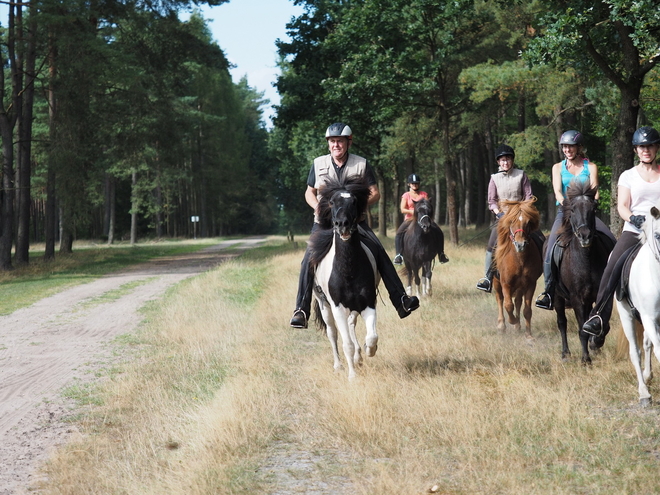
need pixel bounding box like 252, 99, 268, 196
35, 237, 660, 494
0, 238, 223, 315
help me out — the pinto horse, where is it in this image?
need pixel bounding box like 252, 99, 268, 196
401, 198, 446, 297
492, 198, 543, 337
551, 181, 613, 364
617, 205, 660, 406
308, 176, 380, 380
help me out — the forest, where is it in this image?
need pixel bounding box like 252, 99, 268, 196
0, 0, 659, 270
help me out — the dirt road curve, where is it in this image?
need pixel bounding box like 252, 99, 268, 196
0, 237, 267, 494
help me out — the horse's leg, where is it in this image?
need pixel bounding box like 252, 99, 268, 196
640, 313, 660, 386
414, 267, 422, 298
319, 300, 342, 372
347, 312, 363, 367
502, 285, 519, 331
406, 267, 413, 296
618, 301, 651, 405
512, 290, 523, 333
423, 262, 432, 296
362, 307, 378, 357
333, 306, 357, 380
522, 284, 535, 339
555, 298, 570, 361
495, 285, 506, 332
577, 300, 593, 364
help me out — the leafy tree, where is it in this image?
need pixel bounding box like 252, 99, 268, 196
525, 0, 660, 233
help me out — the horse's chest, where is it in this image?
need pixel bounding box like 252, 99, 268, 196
327, 242, 376, 310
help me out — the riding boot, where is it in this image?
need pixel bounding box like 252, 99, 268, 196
290, 249, 314, 328
476, 251, 494, 292
359, 224, 420, 319
535, 260, 555, 310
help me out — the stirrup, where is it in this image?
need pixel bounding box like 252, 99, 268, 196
535, 292, 553, 310
582, 314, 603, 337
290, 309, 308, 329
476, 277, 491, 293
393, 254, 403, 265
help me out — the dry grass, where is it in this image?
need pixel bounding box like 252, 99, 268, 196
37, 236, 660, 494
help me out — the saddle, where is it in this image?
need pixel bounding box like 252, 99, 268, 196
550, 230, 615, 303
616, 243, 643, 322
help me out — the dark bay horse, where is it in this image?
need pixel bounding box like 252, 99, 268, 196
401, 198, 447, 297
552, 181, 614, 363
492, 198, 543, 337
308, 176, 380, 380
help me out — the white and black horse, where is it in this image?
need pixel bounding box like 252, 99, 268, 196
308, 176, 380, 380
617, 205, 660, 406
401, 198, 446, 297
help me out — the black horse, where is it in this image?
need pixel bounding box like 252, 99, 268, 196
550, 180, 614, 363
401, 198, 447, 297
308, 176, 380, 380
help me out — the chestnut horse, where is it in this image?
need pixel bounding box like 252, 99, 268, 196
492, 198, 543, 337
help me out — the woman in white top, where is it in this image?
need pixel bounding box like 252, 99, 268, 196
582, 126, 660, 337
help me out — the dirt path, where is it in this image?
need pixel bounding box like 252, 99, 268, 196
0, 237, 268, 493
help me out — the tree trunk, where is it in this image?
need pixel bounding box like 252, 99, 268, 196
378, 176, 386, 237
130, 169, 138, 245
107, 175, 115, 245
609, 85, 641, 236
441, 107, 459, 245
15, 10, 37, 265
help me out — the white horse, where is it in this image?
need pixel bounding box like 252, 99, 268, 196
309, 177, 380, 380
617, 205, 660, 406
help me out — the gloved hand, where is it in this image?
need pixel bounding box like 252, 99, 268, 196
629, 214, 646, 229
496, 212, 504, 219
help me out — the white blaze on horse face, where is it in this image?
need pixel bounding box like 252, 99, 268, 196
340, 192, 351, 198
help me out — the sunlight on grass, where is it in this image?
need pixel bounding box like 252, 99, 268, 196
36, 238, 660, 494
0, 239, 222, 315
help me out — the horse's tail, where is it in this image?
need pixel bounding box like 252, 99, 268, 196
613, 319, 644, 360
313, 299, 327, 333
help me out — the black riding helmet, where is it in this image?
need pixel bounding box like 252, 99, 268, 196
407, 173, 421, 184
632, 126, 660, 146
495, 144, 515, 160
325, 122, 353, 140
559, 130, 584, 146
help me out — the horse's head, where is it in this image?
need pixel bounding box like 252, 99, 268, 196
413, 198, 434, 233
640, 205, 660, 260
562, 180, 598, 248
498, 198, 540, 253
316, 176, 371, 241
329, 190, 359, 241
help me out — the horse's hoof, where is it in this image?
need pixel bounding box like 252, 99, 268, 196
365, 344, 378, 357
640, 397, 652, 408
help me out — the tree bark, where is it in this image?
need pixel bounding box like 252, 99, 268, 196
15, 8, 37, 265
131, 169, 138, 245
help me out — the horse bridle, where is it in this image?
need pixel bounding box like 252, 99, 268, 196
417, 214, 430, 228
331, 194, 358, 236
569, 196, 595, 238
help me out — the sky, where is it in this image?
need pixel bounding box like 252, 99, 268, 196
182, 0, 305, 127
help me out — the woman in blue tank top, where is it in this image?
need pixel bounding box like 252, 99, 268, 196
535, 130, 616, 310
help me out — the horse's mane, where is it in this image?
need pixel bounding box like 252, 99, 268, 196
496, 198, 540, 247
315, 175, 371, 230
558, 180, 597, 243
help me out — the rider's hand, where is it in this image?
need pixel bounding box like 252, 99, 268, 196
496, 212, 504, 219
629, 214, 646, 229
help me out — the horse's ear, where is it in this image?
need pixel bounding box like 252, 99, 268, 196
652, 206, 660, 220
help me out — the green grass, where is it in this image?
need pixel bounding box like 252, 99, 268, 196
0, 240, 219, 315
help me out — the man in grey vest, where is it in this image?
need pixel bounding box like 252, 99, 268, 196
476, 144, 534, 292
290, 123, 420, 328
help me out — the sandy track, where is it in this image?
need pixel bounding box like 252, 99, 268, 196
0, 238, 267, 493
